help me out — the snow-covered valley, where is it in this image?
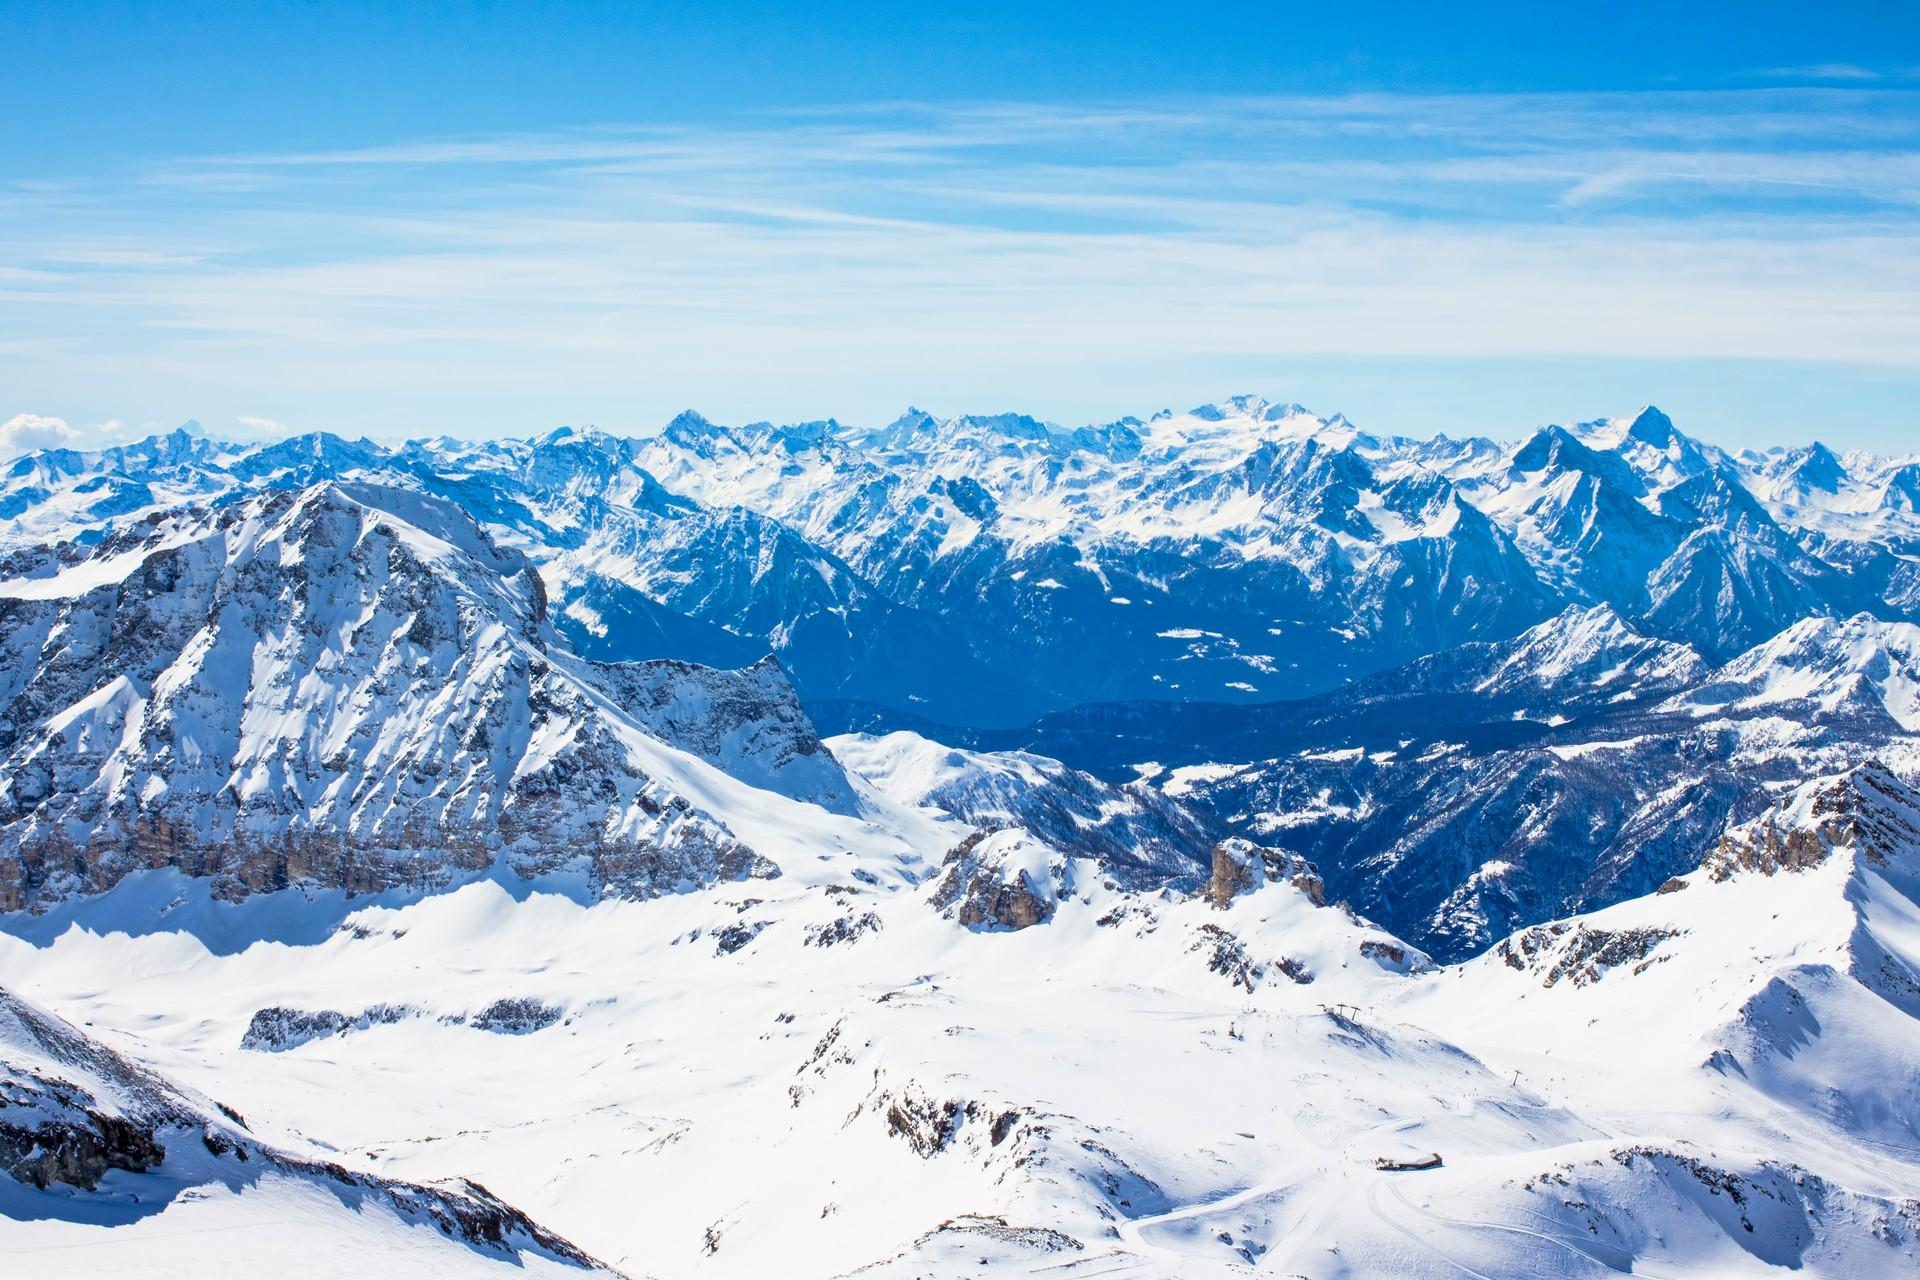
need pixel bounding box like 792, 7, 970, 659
3, 401, 1919, 1276
5, 765, 1919, 1277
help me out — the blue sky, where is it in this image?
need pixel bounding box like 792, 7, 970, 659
4, 1, 1919, 453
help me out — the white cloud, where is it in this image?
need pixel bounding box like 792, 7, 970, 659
236, 415, 291, 435
0, 412, 79, 455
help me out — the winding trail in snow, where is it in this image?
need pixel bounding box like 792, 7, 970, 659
1104, 1009, 1448, 1275
1112, 1174, 1297, 1258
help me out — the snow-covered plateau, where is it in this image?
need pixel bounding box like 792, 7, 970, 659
2, 399, 1918, 1277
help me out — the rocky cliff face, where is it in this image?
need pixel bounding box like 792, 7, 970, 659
0, 484, 801, 912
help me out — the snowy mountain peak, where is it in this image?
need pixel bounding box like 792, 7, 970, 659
226, 430, 390, 484
1509, 421, 1624, 482
736, 417, 840, 454
1470, 602, 1707, 699
955, 411, 1055, 443
661, 409, 741, 458
1623, 403, 1678, 447
1190, 394, 1312, 423
1881, 462, 1920, 513
885, 405, 938, 433
1786, 440, 1851, 493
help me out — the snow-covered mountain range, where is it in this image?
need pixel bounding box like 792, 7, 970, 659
3, 398, 1919, 1276
9, 399, 1918, 722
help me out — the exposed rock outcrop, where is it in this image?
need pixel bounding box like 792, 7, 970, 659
466, 997, 563, 1035
1706, 762, 1920, 880
1204, 837, 1325, 908
242, 1003, 416, 1052
928, 827, 1065, 930
1497, 922, 1683, 988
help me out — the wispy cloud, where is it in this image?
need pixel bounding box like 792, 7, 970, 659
1746, 64, 1886, 82
3, 89, 1918, 440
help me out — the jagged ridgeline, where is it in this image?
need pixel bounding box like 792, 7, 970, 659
2, 400, 1918, 956
7, 400, 1919, 725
